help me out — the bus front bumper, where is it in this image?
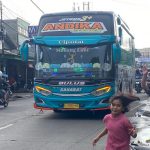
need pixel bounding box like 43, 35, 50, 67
33, 102, 110, 111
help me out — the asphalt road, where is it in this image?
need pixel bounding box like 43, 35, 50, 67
0, 92, 149, 150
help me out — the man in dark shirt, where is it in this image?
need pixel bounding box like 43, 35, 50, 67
0, 71, 8, 100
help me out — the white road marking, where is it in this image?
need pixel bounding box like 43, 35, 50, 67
0, 124, 13, 130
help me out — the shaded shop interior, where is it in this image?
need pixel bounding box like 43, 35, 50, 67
0, 53, 34, 91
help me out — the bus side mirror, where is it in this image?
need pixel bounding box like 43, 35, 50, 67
117, 18, 121, 25
119, 27, 122, 38
118, 27, 122, 45
19, 40, 29, 62
113, 44, 121, 64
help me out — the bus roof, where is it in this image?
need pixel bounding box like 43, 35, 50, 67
38, 11, 116, 37
40, 11, 116, 20
37, 11, 133, 39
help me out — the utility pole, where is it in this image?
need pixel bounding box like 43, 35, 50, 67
30, 0, 44, 14
0, 0, 4, 55
0, 0, 6, 76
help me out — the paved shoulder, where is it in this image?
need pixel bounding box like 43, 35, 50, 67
10, 93, 33, 101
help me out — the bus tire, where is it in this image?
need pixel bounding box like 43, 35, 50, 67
53, 109, 62, 113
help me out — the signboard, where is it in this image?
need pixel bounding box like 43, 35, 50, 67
137, 58, 150, 63
28, 26, 38, 38
38, 13, 113, 36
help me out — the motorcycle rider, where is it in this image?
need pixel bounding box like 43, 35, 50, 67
135, 68, 143, 93
135, 68, 143, 79
0, 71, 9, 106
141, 65, 150, 95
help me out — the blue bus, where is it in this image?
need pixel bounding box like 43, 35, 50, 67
20, 11, 135, 112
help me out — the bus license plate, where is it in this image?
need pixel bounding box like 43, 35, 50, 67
64, 103, 79, 109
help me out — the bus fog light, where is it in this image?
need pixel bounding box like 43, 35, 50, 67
91, 86, 111, 96
35, 86, 52, 96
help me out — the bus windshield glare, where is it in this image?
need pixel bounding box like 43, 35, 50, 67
35, 44, 114, 80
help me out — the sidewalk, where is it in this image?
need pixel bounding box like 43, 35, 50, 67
10, 92, 33, 101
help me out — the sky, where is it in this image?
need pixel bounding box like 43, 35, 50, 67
2, 0, 150, 49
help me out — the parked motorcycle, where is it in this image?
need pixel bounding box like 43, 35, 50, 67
24, 79, 33, 92
7, 81, 13, 97
135, 79, 142, 93
0, 90, 10, 107
0, 83, 11, 107
135, 75, 142, 93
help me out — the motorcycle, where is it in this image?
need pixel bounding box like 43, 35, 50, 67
135, 79, 142, 93
24, 79, 33, 92
135, 75, 142, 93
7, 80, 13, 96
0, 84, 11, 107
130, 143, 150, 150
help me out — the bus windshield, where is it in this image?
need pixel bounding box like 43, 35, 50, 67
35, 44, 114, 80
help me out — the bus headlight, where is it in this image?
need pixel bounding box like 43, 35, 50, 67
91, 86, 111, 96
35, 86, 52, 96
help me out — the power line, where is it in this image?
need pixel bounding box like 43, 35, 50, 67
30, 0, 44, 14
2, 5, 30, 35
3, 4, 30, 24
3, 10, 29, 30
0, 2, 28, 51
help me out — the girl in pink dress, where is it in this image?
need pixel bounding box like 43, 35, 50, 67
92, 94, 138, 150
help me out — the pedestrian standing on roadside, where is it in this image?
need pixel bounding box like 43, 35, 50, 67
92, 94, 139, 150
141, 65, 150, 93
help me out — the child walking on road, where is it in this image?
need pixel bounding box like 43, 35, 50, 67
92, 94, 139, 150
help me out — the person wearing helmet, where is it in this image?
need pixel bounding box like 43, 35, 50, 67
0, 71, 9, 106
0, 71, 2, 78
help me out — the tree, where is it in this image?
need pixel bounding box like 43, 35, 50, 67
135, 49, 141, 58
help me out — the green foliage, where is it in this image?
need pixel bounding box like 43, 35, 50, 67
135, 49, 141, 58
